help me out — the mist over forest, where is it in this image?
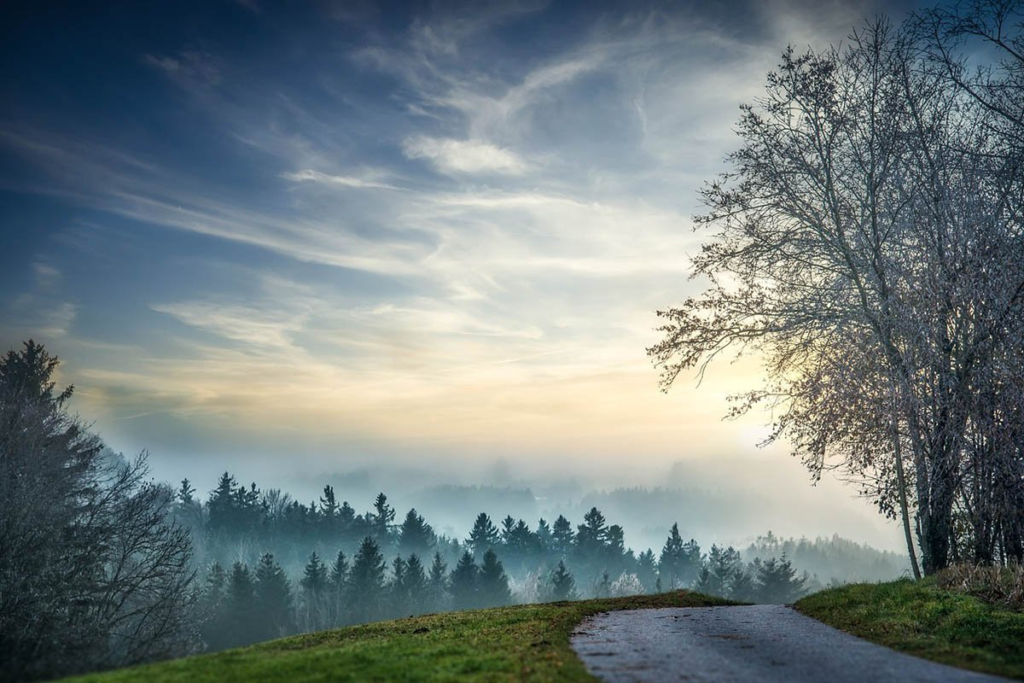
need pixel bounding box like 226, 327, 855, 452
207, 456, 909, 556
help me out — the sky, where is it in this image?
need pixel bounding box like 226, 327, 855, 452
0, 0, 921, 550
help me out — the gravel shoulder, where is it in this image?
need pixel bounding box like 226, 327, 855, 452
571, 605, 1007, 683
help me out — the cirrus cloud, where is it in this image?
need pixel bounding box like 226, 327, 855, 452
402, 136, 527, 175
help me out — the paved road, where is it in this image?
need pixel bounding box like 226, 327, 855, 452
571, 605, 1006, 682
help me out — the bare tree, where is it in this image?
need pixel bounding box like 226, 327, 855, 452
0, 341, 197, 681
649, 15, 1024, 574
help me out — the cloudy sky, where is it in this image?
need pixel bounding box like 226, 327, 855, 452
1, 0, 921, 546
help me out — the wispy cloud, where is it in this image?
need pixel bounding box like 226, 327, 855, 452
281, 169, 402, 191
402, 137, 527, 175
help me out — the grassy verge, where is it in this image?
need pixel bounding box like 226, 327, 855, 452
67, 591, 734, 682
796, 578, 1024, 679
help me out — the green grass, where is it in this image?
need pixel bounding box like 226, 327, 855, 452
796, 578, 1024, 679
66, 591, 734, 683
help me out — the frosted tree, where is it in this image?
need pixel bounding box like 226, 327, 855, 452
650, 16, 1024, 574
611, 573, 644, 597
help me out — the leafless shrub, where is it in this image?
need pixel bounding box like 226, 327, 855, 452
937, 562, 1024, 609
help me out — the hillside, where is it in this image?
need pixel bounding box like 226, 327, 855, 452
66, 591, 734, 683
796, 580, 1024, 679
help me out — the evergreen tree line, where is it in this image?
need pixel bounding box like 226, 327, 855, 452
176, 472, 814, 651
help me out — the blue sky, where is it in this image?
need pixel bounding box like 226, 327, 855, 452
1, 0, 919, 544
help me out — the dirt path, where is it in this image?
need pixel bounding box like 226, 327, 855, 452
571, 605, 1005, 682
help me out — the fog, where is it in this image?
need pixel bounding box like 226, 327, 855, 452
138, 444, 908, 557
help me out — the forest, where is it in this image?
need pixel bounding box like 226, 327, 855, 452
174, 471, 893, 652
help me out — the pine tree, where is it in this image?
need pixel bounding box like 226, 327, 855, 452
693, 565, 714, 595
208, 472, 238, 533
200, 562, 229, 650
327, 549, 349, 626
695, 545, 742, 598
754, 555, 807, 604
301, 551, 329, 594
636, 549, 658, 593
477, 549, 512, 607
449, 551, 479, 610
606, 524, 626, 569
347, 536, 387, 623
370, 493, 396, 546
254, 553, 293, 639
658, 523, 685, 588
224, 561, 258, 647
549, 560, 577, 601
388, 556, 408, 617
404, 554, 428, 615
594, 570, 612, 598
681, 538, 703, 586
551, 515, 574, 557
300, 551, 330, 631
507, 519, 537, 559
398, 508, 436, 557
729, 565, 756, 602
338, 501, 357, 540
330, 550, 349, 590
320, 485, 339, 537
575, 508, 608, 561
500, 515, 516, 547
177, 479, 195, 504
427, 552, 449, 612
467, 512, 500, 557
535, 518, 553, 551
203, 562, 227, 608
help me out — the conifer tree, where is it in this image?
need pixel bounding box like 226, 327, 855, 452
320, 485, 339, 536
500, 515, 516, 547
636, 549, 658, 593
658, 523, 686, 588
299, 551, 330, 631
477, 549, 512, 607
327, 549, 349, 626
551, 515, 574, 557
208, 472, 238, 532
594, 570, 612, 598
535, 518, 553, 551
606, 525, 627, 569
728, 565, 756, 602
330, 550, 349, 590
575, 508, 608, 561
693, 564, 714, 595
398, 508, 436, 557
681, 539, 703, 585
449, 551, 479, 610
254, 553, 293, 639
549, 560, 577, 601
427, 552, 449, 612
467, 513, 500, 557
200, 562, 229, 650
338, 501, 358, 542
177, 479, 196, 504
388, 556, 408, 617
754, 555, 807, 604
370, 493, 396, 546
404, 554, 429, 615
224, 561, 258, 647
301, 551, 329, 594
347, 536, 387, 623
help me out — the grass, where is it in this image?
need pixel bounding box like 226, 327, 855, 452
796, 578, 1024, 679
66, 591, 735, 683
